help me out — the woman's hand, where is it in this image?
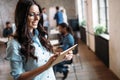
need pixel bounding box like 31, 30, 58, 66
46, 53, 60, 67
55, 47, 63, 52
64, 50, 73, 60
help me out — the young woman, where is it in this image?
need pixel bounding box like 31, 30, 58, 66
5, 0, 72, 80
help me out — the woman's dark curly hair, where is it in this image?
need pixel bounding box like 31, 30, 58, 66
14, 0, 53, 62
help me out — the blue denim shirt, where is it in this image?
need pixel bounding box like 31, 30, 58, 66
5, 35, 56, 80
54, 11, 63, 25
60, 33, 74, 51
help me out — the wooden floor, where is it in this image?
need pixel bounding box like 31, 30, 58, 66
0, 40, 119, 80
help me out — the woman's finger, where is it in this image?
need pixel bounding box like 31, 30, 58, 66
64, 53, 73, 60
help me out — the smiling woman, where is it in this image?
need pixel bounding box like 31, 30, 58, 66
5, 0, 59, 80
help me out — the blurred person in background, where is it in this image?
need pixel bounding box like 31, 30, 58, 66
3, 21, 13, 38
53, 23, 74, 80
61, 9, 68, 25
54, 6, 63, 26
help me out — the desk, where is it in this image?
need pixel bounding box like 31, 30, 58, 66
50, 29, 59, 35
50, 39, 59, 46
0, 38, 8, 44
49, 29, 60, 39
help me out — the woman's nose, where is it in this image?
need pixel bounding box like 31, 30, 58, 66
34, 15, 39, 20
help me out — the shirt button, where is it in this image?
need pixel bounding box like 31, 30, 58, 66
45, 60, 47, 62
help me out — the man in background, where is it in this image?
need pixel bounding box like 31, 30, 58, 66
42, 7, 49, 32
54, 6, 64, 26
53, 23, 74, 80
61, 9, 68, 25
3, 21, 13, 38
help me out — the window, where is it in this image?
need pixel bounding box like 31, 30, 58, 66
77, 0, 86, 26
98, 0, 109, 33
77, 0, 85, 22
81, 0, 86, 20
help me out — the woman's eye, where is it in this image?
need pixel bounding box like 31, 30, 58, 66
28, 13, 34, 16
36, 13, 40, 16
28, 13, 40, 17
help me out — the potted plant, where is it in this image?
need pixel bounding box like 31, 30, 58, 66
79, 20, 86, 43
80, 20, 86, 27
94, 24, 106, 35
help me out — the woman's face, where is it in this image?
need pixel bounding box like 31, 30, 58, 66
27, 5, 40, 32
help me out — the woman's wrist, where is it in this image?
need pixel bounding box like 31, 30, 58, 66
44, 62, 51, 69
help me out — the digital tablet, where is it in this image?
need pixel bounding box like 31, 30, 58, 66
50, 44, 78, 66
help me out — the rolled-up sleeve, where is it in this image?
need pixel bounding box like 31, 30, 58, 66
5, 39, 25, 80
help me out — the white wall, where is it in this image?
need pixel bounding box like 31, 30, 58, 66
109, 0, 120, 79
86, 0, 95, 52
49, 7, 57, 28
